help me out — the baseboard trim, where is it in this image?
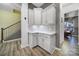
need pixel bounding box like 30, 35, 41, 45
3, 38, 21, 43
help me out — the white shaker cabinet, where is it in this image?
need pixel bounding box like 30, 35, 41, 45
32, 34, 38, 47
46, 8, 50, 24
49, 7, 56, 24
42, 9, 47, 25
29, 33, 38, 48
43, 37, 50, 52
44, 35, 56, 53
38, 34, 44, 48
38, 33, 56, 53
51, 7, 56, 24
28, 9, 34, 25
46, 7, 56, 25
29, 33, 33, 48
38, 37, 44, 48
34, 8, 42, 25
50, 35, 56, 52
44, 34, 56, 53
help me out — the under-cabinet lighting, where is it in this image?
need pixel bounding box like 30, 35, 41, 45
32, 25, 38, 29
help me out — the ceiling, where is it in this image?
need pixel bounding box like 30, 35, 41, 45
0, 3, 73, 11
32, 3, 44, 7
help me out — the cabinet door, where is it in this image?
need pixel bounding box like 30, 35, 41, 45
38, 37, 44, 47
32, 34, 38, 47
29, 9, 34, 24
42, 10, 47, 25
51, 7, 56, 24
50, 35, 56, 52
42, 34, 50, 52
38, 34, 43, 47
46, 7, 56, 25
34, 8, 42, 25
29, 33, 33, 48
46, 9, 50, 24
44, 37, 50, 52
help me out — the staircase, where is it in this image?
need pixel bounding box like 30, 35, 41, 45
4, 30, 21, 41
1, 21, 21, 42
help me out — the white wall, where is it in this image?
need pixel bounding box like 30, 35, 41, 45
63, 3, 79, 13
0, 4, 21, 41
21, 3, 29, 48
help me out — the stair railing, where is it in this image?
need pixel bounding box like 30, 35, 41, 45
1, 21, 21, 43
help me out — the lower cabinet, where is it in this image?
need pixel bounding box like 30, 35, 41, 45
29, 33, 38, 48
32, 34, 38, 47
29, 33, 56, 54
43, 37, 50, 52
38, 37, 44, 48
38, 33, 56, 53
29, 33, 33, 48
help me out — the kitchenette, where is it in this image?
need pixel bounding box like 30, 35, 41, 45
21, 3, 64, 54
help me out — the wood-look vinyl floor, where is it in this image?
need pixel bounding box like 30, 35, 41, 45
0, 40, 64, 56
0, 40, 51, 56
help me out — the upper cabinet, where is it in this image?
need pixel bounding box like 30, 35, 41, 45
42, 9, 47, 25
34, 8, 42, 25
29, 9, 34, 25
50, 7, 56, 25
28, 4, 56, 25
42, 4, 56, 25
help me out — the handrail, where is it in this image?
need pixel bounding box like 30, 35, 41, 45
3, 21, 21, 30
1, 20, 21, 43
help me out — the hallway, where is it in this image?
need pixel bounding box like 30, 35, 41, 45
62, 36, 78, 56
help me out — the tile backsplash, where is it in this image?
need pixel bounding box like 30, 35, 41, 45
28, 24, 56, 32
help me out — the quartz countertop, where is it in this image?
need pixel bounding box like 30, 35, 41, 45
28, 25, 56, 35
28, 30, 56, 35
